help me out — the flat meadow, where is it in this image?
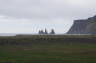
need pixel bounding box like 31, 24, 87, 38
0, 35, 96, 63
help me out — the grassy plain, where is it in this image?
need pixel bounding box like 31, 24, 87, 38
0, 35, 96, 63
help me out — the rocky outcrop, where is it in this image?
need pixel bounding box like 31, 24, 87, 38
67, 15, 96, 34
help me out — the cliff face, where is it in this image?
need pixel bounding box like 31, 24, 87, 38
67, 15, 96, 34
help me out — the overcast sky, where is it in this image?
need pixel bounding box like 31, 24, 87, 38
0, 0, 96, 34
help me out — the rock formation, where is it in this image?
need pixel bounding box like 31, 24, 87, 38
67, 15, 96, 34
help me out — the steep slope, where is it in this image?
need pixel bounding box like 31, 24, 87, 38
67, 15, 96, 34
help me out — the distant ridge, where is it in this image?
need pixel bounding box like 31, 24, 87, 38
0, 33, 16, 36
67, 15, 96, 34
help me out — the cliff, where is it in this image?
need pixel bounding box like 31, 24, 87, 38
67, 15, 96, 34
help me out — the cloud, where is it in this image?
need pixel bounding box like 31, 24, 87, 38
0, 0, 95, 19
0, 0, 96, 33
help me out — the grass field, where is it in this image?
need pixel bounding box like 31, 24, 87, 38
0, 35, 96, 63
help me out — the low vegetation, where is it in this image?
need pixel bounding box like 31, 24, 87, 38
0, 35, 96, 63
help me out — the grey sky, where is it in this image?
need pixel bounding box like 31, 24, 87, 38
0, 0, 96, 33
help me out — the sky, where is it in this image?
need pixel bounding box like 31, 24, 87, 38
0, 0, 96, 34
